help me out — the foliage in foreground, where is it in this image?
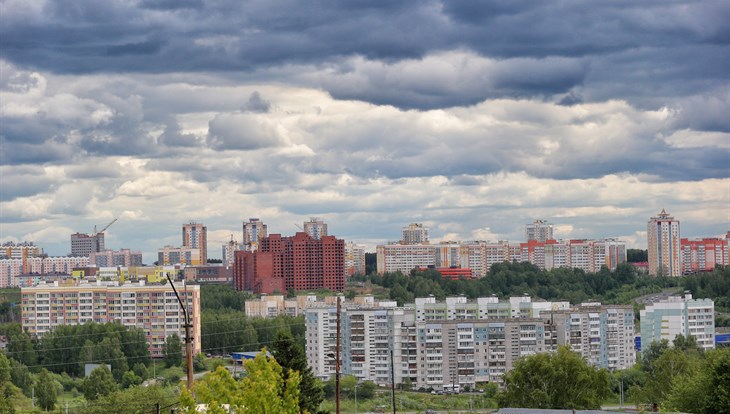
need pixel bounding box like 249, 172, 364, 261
498, 346, 611, 409
180, 350, 301, 414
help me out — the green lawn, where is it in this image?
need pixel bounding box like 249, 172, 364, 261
321, 390, 497, 413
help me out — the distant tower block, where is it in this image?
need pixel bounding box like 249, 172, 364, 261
526, 220, 553, 243
183, 222, 208, 264
647, 209, 681, 276
242, 218, 268, 251
401, 223, 429, 245
303, 218, 328, 240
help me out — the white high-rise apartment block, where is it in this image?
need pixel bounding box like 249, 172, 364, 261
640, 293, 715, 350
182, 222, 208, 264
303, 218, 328, 240
647, 209, 681, 276
401, 223, 429, 245
242, 218, 268, 251
526, 220, 553, 242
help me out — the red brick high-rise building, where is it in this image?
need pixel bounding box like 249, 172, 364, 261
234, 232, 345, 294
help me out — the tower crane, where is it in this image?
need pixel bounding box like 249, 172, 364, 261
93, 218, 118, 235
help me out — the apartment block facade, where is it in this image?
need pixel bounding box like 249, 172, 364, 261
680, 237, 729, 274
70, 232, 105, 257
89, 249, 143, 267
1, 256, 90, 288
242, 218, 268, 251
344, 241, 366, 276
303, 218, 328, 240
377, 238, 626, 277
305, 296, 635, 390
21, 281, 201, 357
234, 232, 346, 294
182, 222, 208, 265
157, 246, 202, 266
401, 223, 429, 245
647, 209, 681, 276
640, 293, 715, 350
526, 220, 553, 242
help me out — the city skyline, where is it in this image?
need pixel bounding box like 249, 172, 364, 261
1, 1, 728, 263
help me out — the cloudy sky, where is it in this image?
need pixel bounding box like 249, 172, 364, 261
1, 0, 728, 262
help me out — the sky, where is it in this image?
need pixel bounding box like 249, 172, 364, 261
1, 0, 728, 263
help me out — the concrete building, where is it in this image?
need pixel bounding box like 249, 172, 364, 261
526, 220, 553, 243
680, 237, 729, 274
244, 294, 319, 318
640, 293, 715, 350
234, 232, 346, 294
549, 303, 636, 371
70, 232, 105, 257
344, 241, 366, 276
89, 249, 143, 267
182, 222, 208, 265
647, 209, 681, 276
305, 302, 416, 386
376, 243, 436, 274
242, 218, 268, 252
221, 236, 239, 267
157, 246, 202, 266
21, 280, 201, 357
183, 265, 232, 284
401, 223, 429, 245
1, 242, 43, 260
303, 218, 328, 240
415, 295, 570, 322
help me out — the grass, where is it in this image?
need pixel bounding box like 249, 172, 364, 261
321, 390, 497, 413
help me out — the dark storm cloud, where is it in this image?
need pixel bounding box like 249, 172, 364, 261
0, 166, 58, 201
2, 0, 726, 109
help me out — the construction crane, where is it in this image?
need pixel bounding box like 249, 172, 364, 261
93, 218, 118, 235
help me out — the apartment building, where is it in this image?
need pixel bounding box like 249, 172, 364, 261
182, 222, 208, 265
234, 232, 346, 294
244, 294, 319, 318
89, 249, 143, 267
647, 209, 681, 276
242, 218, 268, 252
680, 237, 729, 274
21, 280, 201, 357
526, 220, 553, 243
401, 223, 429, 245
1, 256, 90, 288
640, 293, 715, 350
70, 232, 105, 257
303, 218, 328, 240
549, 303, 636, 371
1, 242, 43, 260
377, 238, 626, 276
305, 295, 634, 390
305, 302, 416, 386
345, 241, 366, 276
157, 246, 202, 266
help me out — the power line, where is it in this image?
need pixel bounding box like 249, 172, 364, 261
5, 319, 305, 356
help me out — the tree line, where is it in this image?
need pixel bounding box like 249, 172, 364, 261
354, 261, 728, 308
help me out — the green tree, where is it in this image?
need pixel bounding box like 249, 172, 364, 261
131, 362, 149, 381
498, 346, 611, 409
665, 348, 730, 413
35, 369, 57, 411
164, 334, 183, 368
640, 347, 699, 405
240, 351, 300, 414
83, 365, 117, 401
180, 352, 301, 414
0, 353, 10, 383
271, 331, 324, 414
358, 380, 376, 399
120, 370, 143, 389
9, 359, 33, 397
80, 385, 177, 414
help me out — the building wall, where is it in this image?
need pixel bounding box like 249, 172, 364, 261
640, 293, 715, 350
70, 233, 105, 257
182, 222, 207, 265
681, 238, 729, 274
647, 209, 681, 276
234, 232, 345, 294
242, 218, 268, 252
21, 281, 201, 357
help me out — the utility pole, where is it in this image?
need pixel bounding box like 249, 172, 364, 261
335, 296, 341, 414
166, 274, 194, 389
390, 349, 396, 414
